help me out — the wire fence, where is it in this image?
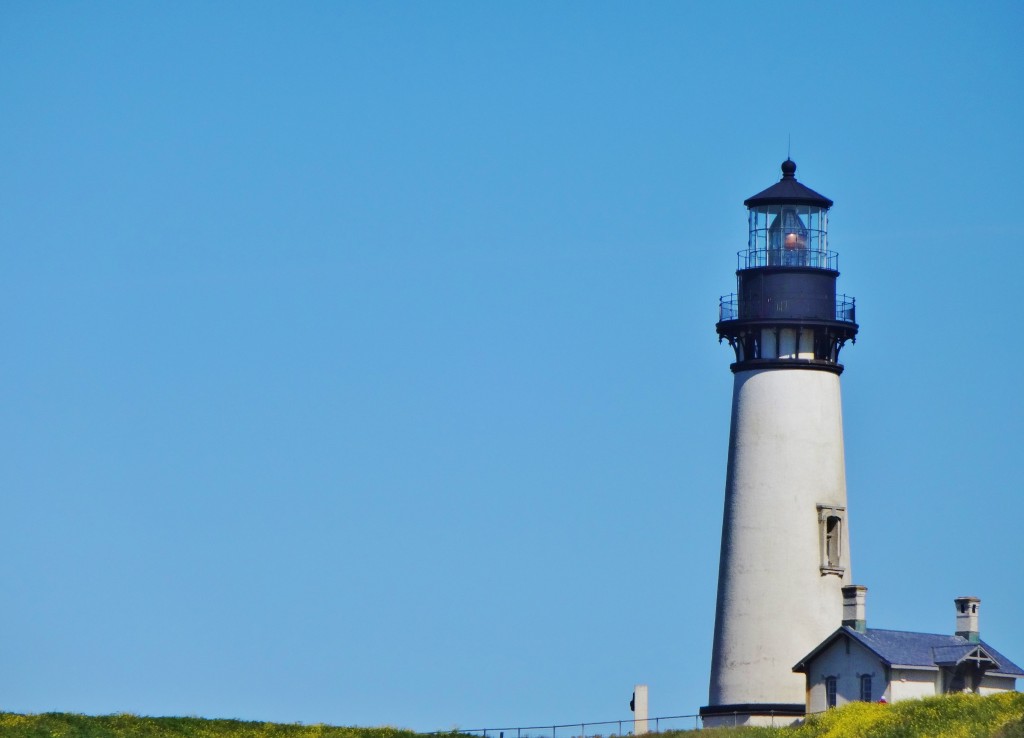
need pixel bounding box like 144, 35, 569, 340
432, 714, 704, 737
430, 707, 834, 735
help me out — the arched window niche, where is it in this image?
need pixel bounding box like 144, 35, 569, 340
817, 504, 846, 575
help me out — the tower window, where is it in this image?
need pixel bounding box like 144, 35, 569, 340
826, 516, 841, 566
860, 675, 872, 702
825, 676, 838, 708
817, 505, 846, 575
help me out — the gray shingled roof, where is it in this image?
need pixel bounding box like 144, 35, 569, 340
794, 627, 1024, 677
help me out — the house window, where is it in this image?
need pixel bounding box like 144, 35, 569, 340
825, 676, 838, 708
860, 675, 872, 702
817, 505, 846, 575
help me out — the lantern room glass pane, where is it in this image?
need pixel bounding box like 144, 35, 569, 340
747, 205, 830, 268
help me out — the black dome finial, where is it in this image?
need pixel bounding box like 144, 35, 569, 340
781, 159, 797, 178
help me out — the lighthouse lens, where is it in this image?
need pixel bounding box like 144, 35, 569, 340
769, 209, 808, 264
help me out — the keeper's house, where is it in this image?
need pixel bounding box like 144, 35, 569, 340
793, 587, 1023, 713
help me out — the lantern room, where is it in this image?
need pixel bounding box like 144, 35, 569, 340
741, 159, 834, 270
716, 159, 857, 373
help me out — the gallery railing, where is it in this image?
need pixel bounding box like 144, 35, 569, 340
737, 247, 838, 271
718, 294, 856, 324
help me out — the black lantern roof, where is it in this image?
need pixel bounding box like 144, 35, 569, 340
743, 159, 833, 209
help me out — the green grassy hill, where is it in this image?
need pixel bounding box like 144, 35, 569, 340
0, 713, 424, 738
664, 692, 1024, 737
2, 694, 1022, 738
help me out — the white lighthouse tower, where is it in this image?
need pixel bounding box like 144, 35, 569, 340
700, 160, 858, 728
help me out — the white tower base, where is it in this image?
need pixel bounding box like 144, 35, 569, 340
704, 367, 852, 723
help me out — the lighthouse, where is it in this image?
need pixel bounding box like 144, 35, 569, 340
700, 160, 858, 727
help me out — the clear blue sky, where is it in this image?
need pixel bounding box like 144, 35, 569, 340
2, 1, 1022, 731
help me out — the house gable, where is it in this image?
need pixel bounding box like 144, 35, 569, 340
798, 630, 887, 713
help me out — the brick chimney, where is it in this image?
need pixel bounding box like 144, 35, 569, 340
842, 585, 867, 633
954, 596, 980, 643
